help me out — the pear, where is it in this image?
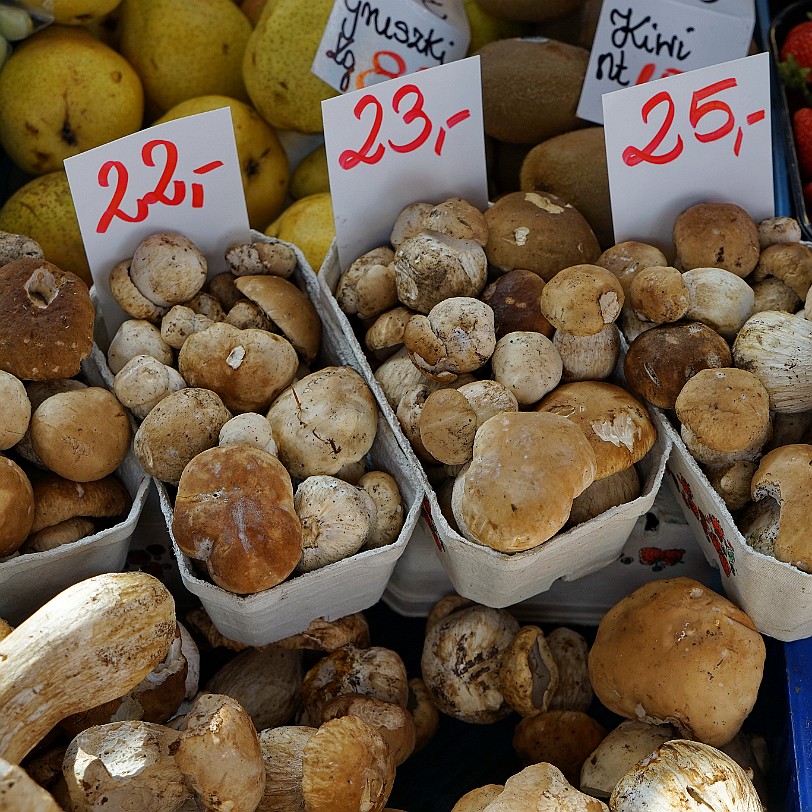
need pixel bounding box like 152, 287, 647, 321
0, 25, 144, 175
243, 0, 337, 134
118, 0, 252, 119
266, 192, 334, 272
290, 144, 329, 200
154, 95, 290, 230
24, 0, 123, 26
463, 0, 529, 53
0, 171, 91, 286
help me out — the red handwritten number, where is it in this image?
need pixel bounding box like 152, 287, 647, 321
97, 160, 143, 233
689, 78, 736, 143
339, 95, 386, 170
388, 84, 432, 154
622, 90, 684, 167
140, 140, 184, 206
355, 51, 407, 90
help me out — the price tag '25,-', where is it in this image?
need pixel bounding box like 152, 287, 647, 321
65, 107, 250, 339
322, 55, 488, 271
602, 52, 774, 256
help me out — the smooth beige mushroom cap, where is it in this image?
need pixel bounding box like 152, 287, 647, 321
160, 305, 214, 350
218, 412, 278, 456
423, 197, 488, 245
129, 232, 207, 307
681, 267, 755, 340
491, 331, 563, 406
107, 319, 173, 376
113, 354, 186, 420
540, 264, 624, 336
752, 241, 812, 300
358, 471, 404, 549
0, 457, 34, 558
0, 372, 30, 450
588, 578, 766, 747
757, 215, 802, 247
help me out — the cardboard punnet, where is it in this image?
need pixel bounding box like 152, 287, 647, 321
317, 240, 672, 608
653, 407, 812, 642
0, 346, 151, 625
154, 236, 423, 648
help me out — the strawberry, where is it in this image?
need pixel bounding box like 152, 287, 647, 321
781, 19, 812, 73
793, 107, 812, 180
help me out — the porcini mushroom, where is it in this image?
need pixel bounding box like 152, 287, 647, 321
681, 267, 754, 340
0, 457, 34, 558
336, 246, 397, 320
113, 355, 187, 420
0, 372, 30, 450
160, 305, 214, 350
225, 240, 297, 279
107, 319, 173, 376
490, 331, 563, 406
358, 470, 404, 549
498, 625, 559, 718
628, 266, 689, 324
128, 232, 208, 307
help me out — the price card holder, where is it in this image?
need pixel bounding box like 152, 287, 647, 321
603, 52, 774, 257
322, 55, 488, 272
64, 107, 251, 340
312, 0, 470, 94
577, 0, 755, 125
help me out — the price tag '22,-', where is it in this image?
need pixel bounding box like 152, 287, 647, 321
603, 52, 774, 256
323, 55, 488, 271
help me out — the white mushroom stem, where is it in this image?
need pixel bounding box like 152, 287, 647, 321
554, 325, 620, 383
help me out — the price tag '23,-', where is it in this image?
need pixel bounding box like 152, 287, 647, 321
322, 55, 488, 271
602, 52, 774, 256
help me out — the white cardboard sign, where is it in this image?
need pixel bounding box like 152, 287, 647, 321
312, 0, 470, 94
322, 55, 488, 271
577, 0, 755, 125
602, 52, 774, 257
64, 108, 251, 339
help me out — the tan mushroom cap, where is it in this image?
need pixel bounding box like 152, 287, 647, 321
23, 516, 96, 553
424, 197, 489, 245
452, 411, 596, 552
673, 202, 760, 277
629, 266, 689, 323
539, 264, 624, 336
0, 457, 34, 557
129, 232, 208, 307
173, 444, 302, 594
258, 725, 317, 811
30, 473, 130, 534
484, 191, 601, 281
751, 443, 812, 572
675, 368, 772, 457
753, 241, 812, 300
419, 387, 478, 465
451, 785, 504, 812
365, 306, 416, 355
179, 322, 298, 414
301, 716, 395, 812
0, 258, 94, 381
30, 387, 132, 482
407, 677, 439, 753
536, 381, 656, 480
0, 372, 30, 450
596, 241, 668, 298
499, 625, 559, 718
109, 258, 168, 323
588, 577, 766, 747
234, 274, 321, 364
481, 269, 553, 339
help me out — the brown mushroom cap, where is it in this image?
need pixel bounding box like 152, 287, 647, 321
480, 269, 553, 339
484, 191, 600, 281
234, 274, 321, 364
539, 264, 624, 336
623, 322, 733, 409
30, 387, 132, 482
178, 322, 298, 414
537, 381, 656, 480
419, 388, 478, 466
0, 456, 34, 557
628, 266, 689, 323
453, 411, 596, 552
0, 258, 94, 381
675, 368, 771, 457
596, 241, 668, 299
673, 202, 760, 277
364, 306, 416, 356
588, 577, 766, 747
173, 444, 302, 594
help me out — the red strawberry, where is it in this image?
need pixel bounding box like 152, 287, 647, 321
781, 20, 812, 73
793, 108, 812, 180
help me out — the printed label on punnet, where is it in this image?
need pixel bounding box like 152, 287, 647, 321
312, 0, 470, 93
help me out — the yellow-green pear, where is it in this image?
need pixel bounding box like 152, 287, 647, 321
0, 171, 91, 286
154, 95, 290, 230
118, 0, 252, 118
0, 25, 143, 175
23, 0, 122, 26
290, 144, 329, 200
243, 0, 337, 133
463, 0, 530, 53
266, 192, 334, 272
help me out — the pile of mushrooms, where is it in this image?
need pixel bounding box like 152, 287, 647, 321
103, 231, 405, 595
334, 196, 657, 553
614, 204, 812, 573
0, 242, 133, 562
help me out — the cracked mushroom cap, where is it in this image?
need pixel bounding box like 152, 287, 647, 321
499, 625, 559, 718
0, 258, 94, 381
452, 411, 596, 552
267, 366, 378, 480
675, 368, 771, 464
484, 191, 600, 281
178, 322, 298, 414
336, 246, 397, 320
421, 604, 520, 724
587, 577, 766, 747
750, 443, 812, 572
173, 444, 302, 594
673, 202, 760, 277
234, 274, 321, 364
536, 381, 656, 481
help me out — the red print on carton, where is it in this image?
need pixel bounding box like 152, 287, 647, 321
668, 468, 736, 577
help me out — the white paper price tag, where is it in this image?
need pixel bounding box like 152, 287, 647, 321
577, 0, 754, 125
64, 108, 250, 339
312, 0, 470, 93
322, 55, 488, 271
603, 52, 774, 256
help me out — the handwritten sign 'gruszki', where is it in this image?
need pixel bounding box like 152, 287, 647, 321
312, 0, 470, 94
577, 0, 755, 125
